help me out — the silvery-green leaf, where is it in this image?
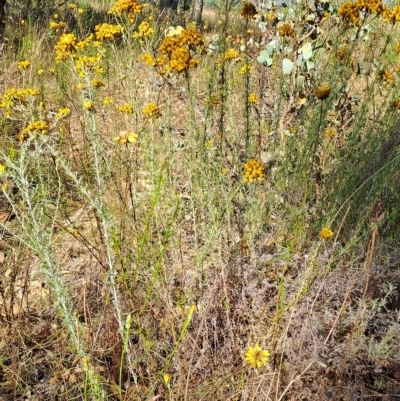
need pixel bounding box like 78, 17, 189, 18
258, 49, 270, 61
296, 54, 303, 65
282, 58, 294, 74
258, 21, 267, 32
301, 42, 313, 60
266, 44, 275, 55
284, 45, 293, 54
265, 57, 273, 66
306, 60, 315, 70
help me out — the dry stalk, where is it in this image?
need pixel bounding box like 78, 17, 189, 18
337, 223, 378, 397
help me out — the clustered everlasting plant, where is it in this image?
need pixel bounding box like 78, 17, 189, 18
141, 28, 204, 75
243, 159, 264, 183
1, 0, 400, 399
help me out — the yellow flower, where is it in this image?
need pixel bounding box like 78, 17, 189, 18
55, 33, 78, 62
320, 227, 334, 239
113, 131, 138, 144
314, 84, 331, 100
224, 48, 239, 60
248, 93, 258, 104
142, 103, 160, 118
103, 97, 113, 105
95, 23, 124, 41
109, 0, 144, 23
18, 60, 31, 70
163, 373, 171, 384
18, 120, 48, 141
37, 69, 45, 75
239, 65, 252, 75
324, 127, 337, 138
381, 69, 393, 84
68, 2, 76, 10
132, 21, 154, 38
83, 100, 94, 111
55, 107, 71, 118
91, 79, 105, 88
245, 344, 269, 368
0, 164, 6, 174
78, 8, 84, 14
119, 103, 134, 114
278, 22, 294, 37
243, 159, 264, 183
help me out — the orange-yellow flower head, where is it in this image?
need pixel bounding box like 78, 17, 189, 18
320, 227, 334, 239
314, 84, 331, 100
245, 344, 270, 368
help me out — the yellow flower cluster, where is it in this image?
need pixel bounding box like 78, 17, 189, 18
339, 0, 400, 25
338, 2, 362, 25
247, 93, 258, 104
91, 79, 105, 88
95, 23, 124, 41
381, 69, 393, 84
113, 131, 138, 144
18, 60, 31, 70
0, 87, 39, 116
224, 48, 239, 60
55, 107, 71, 118
141, 53, 156, 66
68, 2, 75, 9
142, 103, 160, 118
239, 65, 252, 75
132, 21, 154, 38
144, 29, 204, 75
109, 0, 144, 23
75, 55, 104, 77
384, 5, 400, 21
49, 20, 67, 32
75, 34, 94, 51
55, 33, 78, 62
278, 23, 295, 37
320, 227, 334, 239
19, 120, 48, 141
243, 159, 264, 183
324, 126, 337, 138
119, 103, 134, 114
